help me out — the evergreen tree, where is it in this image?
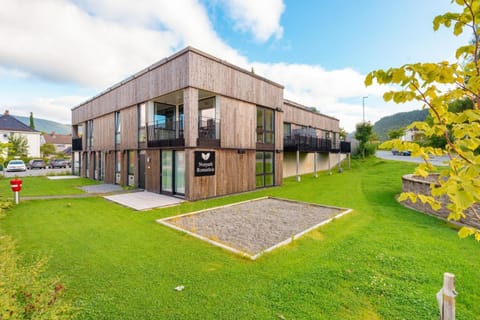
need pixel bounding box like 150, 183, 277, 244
29, 112, 35, 129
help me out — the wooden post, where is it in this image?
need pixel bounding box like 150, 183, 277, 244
328, 154, 331, 175
348, 153, 351, 169
296, 149, 301, 182
313, 152, 318, 178
437, 272, 456, 320
338, 152, 343, 173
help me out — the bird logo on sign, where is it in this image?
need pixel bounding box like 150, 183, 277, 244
201, 152, 210, 161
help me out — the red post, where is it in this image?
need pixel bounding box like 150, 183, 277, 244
10, 178, 22, 204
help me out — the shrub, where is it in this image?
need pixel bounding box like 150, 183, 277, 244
0, 235, 77, 319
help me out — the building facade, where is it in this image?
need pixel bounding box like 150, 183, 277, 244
72, 47, 348, 201
0, 111, 41, 158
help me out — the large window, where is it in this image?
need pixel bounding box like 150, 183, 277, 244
138, 103, 146, 143
115, 151, 122, 173
86, 120, 93, 149
128, 150, 135, 175
256, 106, 274, 144
256, 151, 274, 188
115, 112, 121, 145
283, 122, 291, 138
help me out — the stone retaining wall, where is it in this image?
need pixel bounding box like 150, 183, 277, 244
401, 174, 480, 229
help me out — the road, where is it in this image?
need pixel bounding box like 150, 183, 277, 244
2, 168, 72, 178
376, 150, 450, 167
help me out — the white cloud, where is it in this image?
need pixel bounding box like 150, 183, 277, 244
3, 96, 87, 124
252, 62, 394, 131
219, 0, 285, 42
0, 66, 29, 79
0, 0, 396, 131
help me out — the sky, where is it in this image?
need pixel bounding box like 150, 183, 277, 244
0, 0, 470, 132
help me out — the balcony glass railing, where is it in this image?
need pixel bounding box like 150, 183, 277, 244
198, 117, 220, 147
147, 120, 184, 147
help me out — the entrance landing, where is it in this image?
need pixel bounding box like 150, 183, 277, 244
104, 191, 184, 211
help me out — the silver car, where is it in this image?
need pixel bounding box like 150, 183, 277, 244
6, 160, 27, 172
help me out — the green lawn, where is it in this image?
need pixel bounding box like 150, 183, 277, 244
0, 176, 98, 198
1, 159, 479, 319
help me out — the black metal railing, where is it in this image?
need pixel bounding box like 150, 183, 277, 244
72, 138, 82, 151
198, 117, 220, 147
147, 120, 184, 147
283, 135, 332, 153
340, 141, 351, 153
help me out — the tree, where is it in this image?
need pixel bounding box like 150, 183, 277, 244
365, 0, 480, 240
354, 122, 374, 158
8, 134, 28, 158
29, 111, 35, 129
40, 143, 56, 157
339, 127, 348, 141
387, 127, 406, 140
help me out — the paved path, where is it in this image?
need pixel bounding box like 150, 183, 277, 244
20, 183, 184, 211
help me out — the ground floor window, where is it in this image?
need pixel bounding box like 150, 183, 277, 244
115, 151, 122, 184
161, 150, 185, 195
256, 151, 274, 188
85, 153, 89, 178
73, 152, 81, 176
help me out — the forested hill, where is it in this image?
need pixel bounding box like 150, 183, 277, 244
373, 109, 429, 141
14, 115, 71, 134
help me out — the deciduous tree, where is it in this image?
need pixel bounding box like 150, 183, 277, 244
365, 0, 480, 239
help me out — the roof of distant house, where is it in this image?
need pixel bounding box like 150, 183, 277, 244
43, 132, 72, 145
0, 110, 38, 132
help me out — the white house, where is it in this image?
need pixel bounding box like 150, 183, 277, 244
0, 110, 41, 157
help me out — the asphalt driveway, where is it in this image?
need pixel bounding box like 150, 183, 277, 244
376, 150, 450, 166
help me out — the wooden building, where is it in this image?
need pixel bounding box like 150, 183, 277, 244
71, 47, 349, 201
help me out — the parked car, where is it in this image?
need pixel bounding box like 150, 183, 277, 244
28, 159, 47, 169
6, 160, 27, 172
392, 149, 411, 156
49, 158, 69, 168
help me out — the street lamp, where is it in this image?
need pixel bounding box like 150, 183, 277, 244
362, 96, 368, 122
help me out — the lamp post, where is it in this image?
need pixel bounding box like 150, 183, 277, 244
362, 96, 368, 122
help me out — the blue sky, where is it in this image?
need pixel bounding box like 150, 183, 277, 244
0, 0, 469, 131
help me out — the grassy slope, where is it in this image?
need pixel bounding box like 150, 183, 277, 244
0, 176, 98, 198
1, 159, 479, 319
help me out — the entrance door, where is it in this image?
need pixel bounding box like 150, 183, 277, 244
138, 151, 146, 189
161, 151, 173, 194
161, 150, 185, 196
174, 151, 185, 194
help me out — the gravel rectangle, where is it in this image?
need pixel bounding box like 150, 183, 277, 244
158, 197, 351, 259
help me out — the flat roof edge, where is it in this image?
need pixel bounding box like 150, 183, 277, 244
72, 47, 284, 111
283, 99, 339, 121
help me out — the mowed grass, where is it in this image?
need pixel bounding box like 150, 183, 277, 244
0, 176, 98, 198
1, 158, 479, 319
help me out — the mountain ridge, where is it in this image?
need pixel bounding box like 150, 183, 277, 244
373, 109, 429, 140
14, 115, 71, 135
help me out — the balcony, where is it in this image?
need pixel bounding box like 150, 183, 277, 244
147, 120, 184, 147
340, 141, 351, 153
197, 117, 220, 147
72, 138, 82, 151
283, 135, 332, 153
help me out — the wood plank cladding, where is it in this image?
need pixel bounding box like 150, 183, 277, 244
283, 99, 339, 132
187, 149, 256, 200
219, 96, 256, 149
119, 106, 138, 150
189, 51, 283, 109
92, 114, 114, 150
72, 52, 190, 124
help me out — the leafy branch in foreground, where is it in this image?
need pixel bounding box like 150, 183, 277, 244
365, 0, 480, 240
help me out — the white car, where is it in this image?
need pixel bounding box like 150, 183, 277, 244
6, 160, 27, 172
